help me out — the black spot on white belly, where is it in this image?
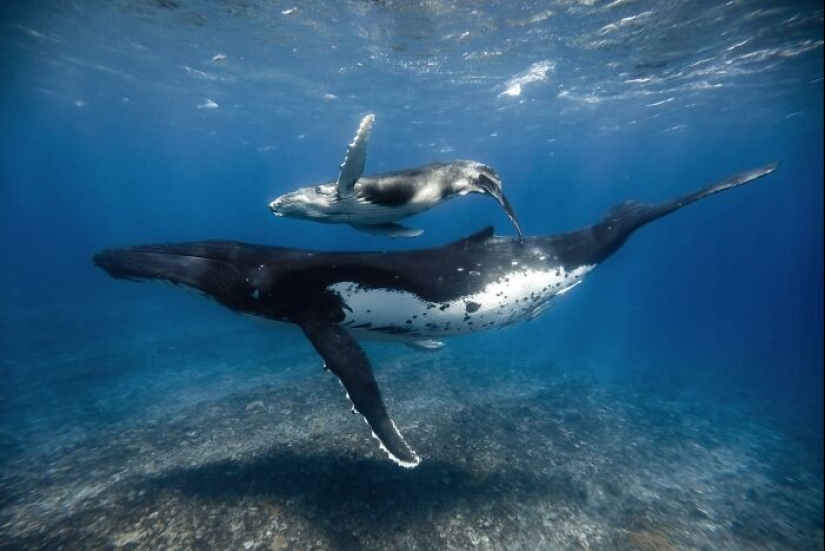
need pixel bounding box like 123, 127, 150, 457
465, 301, 481, 313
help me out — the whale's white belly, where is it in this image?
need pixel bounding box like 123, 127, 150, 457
327, 194, 435, 224
329, 264, 594, 341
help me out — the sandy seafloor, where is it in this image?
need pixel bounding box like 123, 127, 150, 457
1, 296, 821, 551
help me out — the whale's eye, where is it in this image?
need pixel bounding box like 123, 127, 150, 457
315, 186, 322, 194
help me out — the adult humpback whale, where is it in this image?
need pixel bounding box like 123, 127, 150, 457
95, 163, 777, 467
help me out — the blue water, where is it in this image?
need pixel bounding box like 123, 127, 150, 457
1, 2, 822, 549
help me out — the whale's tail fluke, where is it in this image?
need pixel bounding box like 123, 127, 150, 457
573, 163, 779, 266
608, 163, 778, 230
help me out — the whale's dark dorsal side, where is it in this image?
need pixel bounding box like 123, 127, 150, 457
94, 163, 778, 466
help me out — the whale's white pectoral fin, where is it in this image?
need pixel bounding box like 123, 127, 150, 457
351, 222, 424, 238
337, 113, 375, 198
297, 312, 420, 468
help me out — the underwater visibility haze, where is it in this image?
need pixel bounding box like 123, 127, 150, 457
1, 1, 823, 550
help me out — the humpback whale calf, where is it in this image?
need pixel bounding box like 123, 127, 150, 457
95, 163, 777, 467
268, 114, 523, 239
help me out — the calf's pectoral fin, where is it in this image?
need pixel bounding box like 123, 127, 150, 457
297, 313, 421, 468
337, 114, 375, 198
351, 222, 424, 238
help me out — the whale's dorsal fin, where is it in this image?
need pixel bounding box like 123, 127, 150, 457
467, 225, 495, 242
337, 114, 375, 198
296, 311, 420, 468
444, 226, 495, 248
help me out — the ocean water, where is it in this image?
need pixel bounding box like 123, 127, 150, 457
0, 1, 822, 549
